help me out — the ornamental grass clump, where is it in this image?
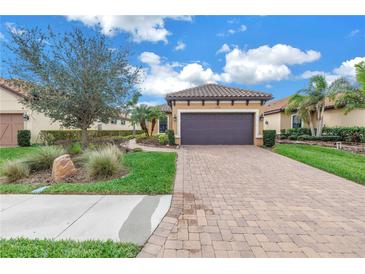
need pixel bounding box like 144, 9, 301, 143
1, 160, 30, 182
85, 144, 125, 179
25, 146, 65, 171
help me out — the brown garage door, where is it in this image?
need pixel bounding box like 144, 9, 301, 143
0, 114, 24, 146
181, 113, 254, 145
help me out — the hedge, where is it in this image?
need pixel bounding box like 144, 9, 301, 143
166, 129, 175, 146
39, 130, 144, 145
17, 130, 31, 147
263, 130, 276, 147
297, 135, 341, 142
322, 126, 365, 142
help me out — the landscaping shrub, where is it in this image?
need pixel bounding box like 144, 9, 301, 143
263, 130, 276, 147
132, 148, 143, 152
17, 130, 31, 147
295, 135, 341, 142
25, 146, 65, 171
166, 129, 175, 145
288, 135, 298, 140
39, 130, 144, 144
287, 128, 311, 136
322, 126, 365, 142
158, 133, 168, 145
85, 145, 124, 179
280, 129, 286, 135
1, 160, 30, 182
67, 142, 82, 155
297, 134, 311, 141
277, 134, 288, 140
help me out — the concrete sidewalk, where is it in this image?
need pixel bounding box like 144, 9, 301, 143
0, 194, 171, 245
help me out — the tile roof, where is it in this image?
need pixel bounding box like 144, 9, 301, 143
263, 96, 340, 115
165, 83, 272, 101
159, 104, 172, 113
0, 78, 29, 98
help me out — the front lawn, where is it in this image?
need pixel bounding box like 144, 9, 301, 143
273, 144, 365, 185
0, 238, 140, 258
0, 146, 40, 165
0, 148, 176, 194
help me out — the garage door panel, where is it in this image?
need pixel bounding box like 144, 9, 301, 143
181, 113, 253, 145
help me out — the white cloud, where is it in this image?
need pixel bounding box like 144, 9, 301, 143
301, 56, 365, 84
139, 52, 220, 96
137, 100, 163, 106
221, 44, 321, 84
348, 29, 360, 38
66, 15, 192, 43
218, 24, 247, 37
174, 41, 186, 51
265, 84, 272, 89
0, 32, 5, 41
216, 43, 231, 55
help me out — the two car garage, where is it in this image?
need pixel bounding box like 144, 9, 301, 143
180, 113, 254, 145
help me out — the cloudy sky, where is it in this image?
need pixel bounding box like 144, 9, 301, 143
1, 16, 364, 105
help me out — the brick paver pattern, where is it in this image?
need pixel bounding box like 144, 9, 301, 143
139, 146, 365, 258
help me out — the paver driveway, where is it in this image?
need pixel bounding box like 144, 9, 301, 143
139, 146, 365, 258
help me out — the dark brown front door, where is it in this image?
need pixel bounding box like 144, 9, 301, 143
0, 114, 24, 146
181, 113, 254, 145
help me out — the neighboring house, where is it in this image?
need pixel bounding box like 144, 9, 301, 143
0, 78, 139, 146
263, 96, 365, 133
161, 84, 272, 145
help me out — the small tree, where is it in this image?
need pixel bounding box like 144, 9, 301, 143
130, 104, 150, 135
5, 26, 140, 148
148, 106, 164, 134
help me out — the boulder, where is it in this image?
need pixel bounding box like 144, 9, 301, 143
52, 154, 77, 182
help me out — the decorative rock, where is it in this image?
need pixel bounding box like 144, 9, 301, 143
52, 154, 77, 182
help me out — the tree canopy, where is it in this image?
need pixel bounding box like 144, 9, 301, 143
5, 26, 141, 147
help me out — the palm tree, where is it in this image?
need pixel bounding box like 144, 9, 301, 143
331, 62, 365, 114
286, 75, 355, 136
148, 106, 164, 135
130, 104, 150, 135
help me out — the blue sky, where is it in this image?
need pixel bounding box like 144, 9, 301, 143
1, 16, 364, 105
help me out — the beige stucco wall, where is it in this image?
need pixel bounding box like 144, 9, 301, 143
0, 87, 138, 143
263, 112, 280, 133
323, 108, 365, 127
169, 100, 265, 146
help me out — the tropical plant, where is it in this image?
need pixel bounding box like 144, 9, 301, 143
5, 26, 140, 149
286, 75, 355, 136
148, 106, 164, 135
130, 104, 150, 135
330, 62, 365, 114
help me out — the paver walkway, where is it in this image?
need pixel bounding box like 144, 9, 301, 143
139, 146, 365, 258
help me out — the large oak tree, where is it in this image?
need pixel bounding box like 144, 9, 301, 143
5, 26, 141, 148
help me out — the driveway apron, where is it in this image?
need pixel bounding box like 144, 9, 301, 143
139, 146, 365, 258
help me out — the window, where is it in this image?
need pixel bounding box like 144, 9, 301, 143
111, 119, 117, 124
291, 114, 302, 128
120, 120, 126, 125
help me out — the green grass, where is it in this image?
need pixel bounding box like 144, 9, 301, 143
0, 146, 39, 165
273, 144, 365, 185
0, 238, 140, 258
0, 150, 176, 194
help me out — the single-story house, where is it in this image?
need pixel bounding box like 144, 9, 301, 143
161, 83, 272, 145
0, 78, 139, 146
263, 96, 365, 132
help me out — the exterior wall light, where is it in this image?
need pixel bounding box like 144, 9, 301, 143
23, 113, 30, 121
173, 115, 177, 122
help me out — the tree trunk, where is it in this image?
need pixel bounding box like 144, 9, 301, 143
317, 106, 325, 136
151, 118, 156, 135
140, 120, 149, 136
81, 127, 88, 150
307, 111, 315, 136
